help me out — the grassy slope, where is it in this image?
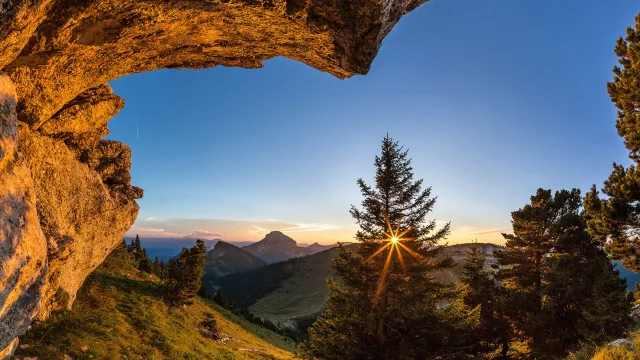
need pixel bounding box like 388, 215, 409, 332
14, 252, 295, 360
566, 332, 640, 360
248, 246, 343, 324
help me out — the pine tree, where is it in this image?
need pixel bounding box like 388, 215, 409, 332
184, 239, 207, 295
165, 258, 181, 302
159, 260, 166, 279
129, 234, 143, 262
213, 289, 230, 309
110, 239, 132, 264
497, 189, 631, 358
301, 136, 476, 360
166, 239, 207, 306
583, 13, 640, 271
460, 244, 488, 306
459, 244, 509, 357
634, 282, 640, 303
138, 248, 153, 274
134, 234, 141, 250
152, 257, 164, 277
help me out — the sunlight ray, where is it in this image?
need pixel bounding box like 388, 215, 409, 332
398, 241, 424, 260
395, 244, 407, 273
373, 244, 395, 307
384, 211, 393, 237
365, 242, 393, 262
397, 226, 413, 239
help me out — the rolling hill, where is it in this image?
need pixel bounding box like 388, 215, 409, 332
248, 244, 357, 326
206, 244, 359, 326
205, 241, 268, 278
14, 247, 295, 359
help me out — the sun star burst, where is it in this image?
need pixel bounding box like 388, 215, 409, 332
367, 212, 424, 307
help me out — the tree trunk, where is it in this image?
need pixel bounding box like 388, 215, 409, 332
501, 334, 509, 359
375, 292, 388, 358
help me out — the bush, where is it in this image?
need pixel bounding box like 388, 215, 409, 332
198, 317, 219, 340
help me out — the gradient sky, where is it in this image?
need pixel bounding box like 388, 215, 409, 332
112, 0, 640, 245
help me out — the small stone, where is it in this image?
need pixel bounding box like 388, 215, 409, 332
608, 338, 633, 347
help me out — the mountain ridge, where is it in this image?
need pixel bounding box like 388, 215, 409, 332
205, 241, 268, 278
242, 231, 331, 263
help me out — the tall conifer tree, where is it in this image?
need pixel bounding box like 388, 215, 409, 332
497, 189, 631, 358
166, 239, 207, 305
459, 244, 509, 358
301, 136, 476, 360
130, 234, 143, 262
584, 13, 640, 271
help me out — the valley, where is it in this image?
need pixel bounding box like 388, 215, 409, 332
201, 237, 505, 330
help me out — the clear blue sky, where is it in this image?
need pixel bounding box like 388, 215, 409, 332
110, 0, 640, 245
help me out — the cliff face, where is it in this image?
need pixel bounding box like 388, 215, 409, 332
0, 0, 427, 356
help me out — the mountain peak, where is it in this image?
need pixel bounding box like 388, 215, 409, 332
263, 231, 296, 245
204, 241, 267, 277
213, 240, 233, 249
242, 232, 335, 263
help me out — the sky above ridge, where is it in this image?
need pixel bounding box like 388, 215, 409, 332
111, 0, 640, 245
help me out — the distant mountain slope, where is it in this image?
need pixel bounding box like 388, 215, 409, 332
435, 243, 504, 283
249, 243, 506, 323
210, 242, 506, 327
205, 241, 268, 277
14, 245, 295, 359
242, 231, 325, 263
136, 237, 254, 262
207, 244, 359, 327
305, 242, 335, 253
248, 245, 357, 325
443, 243, 503, 265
